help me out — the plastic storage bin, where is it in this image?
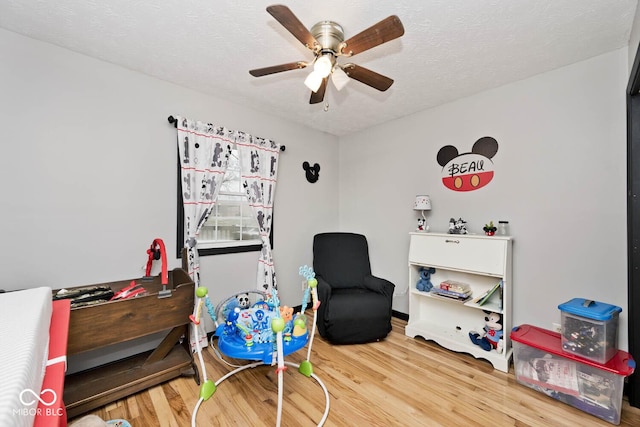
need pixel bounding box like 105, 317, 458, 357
558, 298, 622, 364
511, 324, 634, 425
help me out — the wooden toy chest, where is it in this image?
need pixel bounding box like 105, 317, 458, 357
62, 268, 196, 418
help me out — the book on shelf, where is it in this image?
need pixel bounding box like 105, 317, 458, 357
471, 280, 503, 306
430, 287, 471, 300
428, 291, 471, 303
439, 280, 471, 294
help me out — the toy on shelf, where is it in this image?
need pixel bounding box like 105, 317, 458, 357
189, 265, 330, 427
483, 221, 497, 236
469, 311, 504, 354
416, 217, 427, 232
416, 267, 435, 292
448, 217, 468, 234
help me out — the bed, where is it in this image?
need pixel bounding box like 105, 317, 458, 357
0, 287, 70, 427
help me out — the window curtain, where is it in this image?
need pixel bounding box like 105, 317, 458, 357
177, 116, 231, 290
236, 132, 280, 294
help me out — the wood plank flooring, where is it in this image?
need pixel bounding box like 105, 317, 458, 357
71, 317, 640, 426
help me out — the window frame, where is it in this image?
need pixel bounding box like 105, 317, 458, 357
175, 154, 273, 258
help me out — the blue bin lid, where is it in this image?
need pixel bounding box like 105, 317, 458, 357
558, 298, 622, 321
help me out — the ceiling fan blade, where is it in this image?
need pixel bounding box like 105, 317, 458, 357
339, 15, 404, 57
310, 78, 328, 104
249, 61, 308, 77
343, 64, 394, 91
267, 5, 319, 50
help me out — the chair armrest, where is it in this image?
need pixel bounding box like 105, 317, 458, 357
314, 275, 332, 338
363, 275, 395, 299
316, 275, 332, 301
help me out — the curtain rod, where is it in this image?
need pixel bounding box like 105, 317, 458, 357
167, 116, 285, 151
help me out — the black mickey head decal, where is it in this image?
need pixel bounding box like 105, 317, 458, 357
437, 137, 499, 192
302, 161, 320, 183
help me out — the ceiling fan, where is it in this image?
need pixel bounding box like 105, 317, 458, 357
249, 5, 405, 104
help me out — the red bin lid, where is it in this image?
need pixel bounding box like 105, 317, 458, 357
510, 324, 635, 376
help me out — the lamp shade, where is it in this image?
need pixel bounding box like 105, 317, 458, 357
304, 71, 323, 92
413, 195, 431, 211
314, 55, 333, 78
331, 66, 350, 91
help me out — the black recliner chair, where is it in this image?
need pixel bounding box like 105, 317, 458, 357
313, 232, 395, 344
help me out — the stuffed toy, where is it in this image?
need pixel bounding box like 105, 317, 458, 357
448, 217, 468, 234
416, 267, 435, 292
469, 311, 504, 353
236, 293, 250, 309
279, 305, 293, 323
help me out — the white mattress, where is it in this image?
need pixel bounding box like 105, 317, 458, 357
0, 287, 52, 427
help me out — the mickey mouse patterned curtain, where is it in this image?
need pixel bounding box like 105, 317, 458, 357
176, 116, 231, 288
236, 132, 281, 295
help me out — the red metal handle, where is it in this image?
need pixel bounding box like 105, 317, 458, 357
146, 238, 168, 285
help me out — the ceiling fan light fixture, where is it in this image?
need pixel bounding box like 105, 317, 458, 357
304, 71, 323, 92
313, 54, 333, 78
331, 66, 350, 91
250, 6, 405, 105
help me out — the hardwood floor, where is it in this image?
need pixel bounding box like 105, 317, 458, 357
71, 317, 640, 426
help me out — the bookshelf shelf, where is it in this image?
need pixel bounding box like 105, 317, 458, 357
464, 299, 502, 313
405, 233, 513, 372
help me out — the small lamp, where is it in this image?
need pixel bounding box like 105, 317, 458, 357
413, 195, 432, 232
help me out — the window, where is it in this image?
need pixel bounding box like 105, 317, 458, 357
176, 147, 272, 257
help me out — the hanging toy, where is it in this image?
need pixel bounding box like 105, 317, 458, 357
189, 287, 208, 325
299, 265, 320, 310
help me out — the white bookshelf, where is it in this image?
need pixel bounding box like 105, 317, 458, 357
405, 232, 513, 372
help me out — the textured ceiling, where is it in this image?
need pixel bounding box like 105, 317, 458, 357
0, 0, 637, 136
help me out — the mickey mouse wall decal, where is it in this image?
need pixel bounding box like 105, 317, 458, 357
436, 136, 499, 192
302, 161, 320, 183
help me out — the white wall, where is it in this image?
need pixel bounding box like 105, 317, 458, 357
0, 28, 340, 311
339, 49, 629, 349
629, 3, 640, 75
0, 28, 631, 353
